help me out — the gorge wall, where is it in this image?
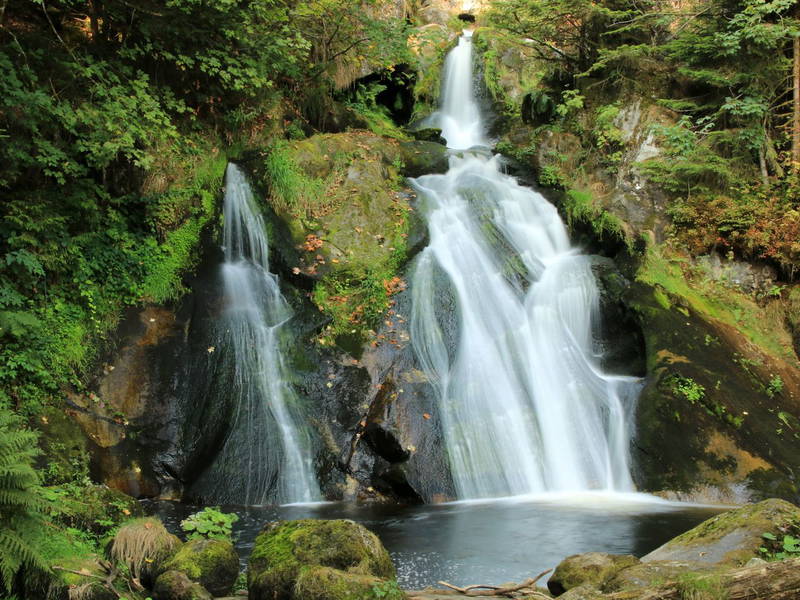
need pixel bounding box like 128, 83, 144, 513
54, 0, 800, 507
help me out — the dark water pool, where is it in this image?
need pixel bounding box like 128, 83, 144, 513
149, 492, 724, 589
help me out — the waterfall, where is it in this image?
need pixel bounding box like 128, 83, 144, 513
410, 33, 640, 499
196, 164, 320, 505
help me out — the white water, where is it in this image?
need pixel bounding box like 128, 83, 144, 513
410, 33, 641, 499
202, 164, 320, 505
431, 30, 488, 149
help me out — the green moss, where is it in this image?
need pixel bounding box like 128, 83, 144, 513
257, 132, 413, 353
563, 188, 628, 247
473, 27, 545, 119
248, 520, 396, 600
162, 538, 239, 597
652, 499, 800, 566
676, 571, 727, 600
637, 244, 794, 362
264, 142, 326, 213
141, 150, 226, 303
154, 570, 213, 600
294, 567, 405, 600
549, 553, 640, 595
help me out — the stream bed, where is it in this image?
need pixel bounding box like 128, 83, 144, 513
150, 494, 723, 589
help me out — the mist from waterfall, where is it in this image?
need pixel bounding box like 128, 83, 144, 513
197, 164, 320, 505
411, 32, 641, 499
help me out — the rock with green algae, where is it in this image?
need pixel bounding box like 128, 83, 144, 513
247, 519, 396, 600
603, 560, 713, 593
153, 570, 213, 600
641, 498, 800, 566
547, 552, 640, 596
160, 538, 239, 597
295, 566, 406, 600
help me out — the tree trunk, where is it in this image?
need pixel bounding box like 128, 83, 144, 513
793, 32, 799, 171
607, 557, 800, 600
0, 0, 7, 26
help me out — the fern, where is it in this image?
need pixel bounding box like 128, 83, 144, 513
0, 406, 48, 593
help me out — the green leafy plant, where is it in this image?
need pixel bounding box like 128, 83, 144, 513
0, 406, 48, 593
180, 507, 239, 541
759, 521, 800, 560
766, 375, 784, 399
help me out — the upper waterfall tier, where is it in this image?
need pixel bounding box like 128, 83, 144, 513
437, 30, 488, 150
409, 35, 641, 499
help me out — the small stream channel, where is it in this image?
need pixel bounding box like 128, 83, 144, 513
150, 496, 722, 589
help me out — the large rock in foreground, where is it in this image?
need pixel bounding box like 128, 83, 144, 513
160, 538, 239, 596
642, 498, 800, 566
248, 519, 398, 600
547, 552, 640, 595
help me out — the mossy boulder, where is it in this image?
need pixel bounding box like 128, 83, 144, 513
153, 570, 213, 600
547, 552, 640, 596
603, 560, 712, 593
109, 517, 182, 586
398, 141, 449, 177
255, 131, 434, 352
642, 498, 800, 566
411, 128, 445, 145
161, 538, 239, 596
247, 519, 396, 600
295, 566, 405, 600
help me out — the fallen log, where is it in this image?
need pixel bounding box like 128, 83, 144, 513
607, 557, 800, 600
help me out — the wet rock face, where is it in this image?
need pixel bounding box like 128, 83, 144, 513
627, 274, 800, 504
293, 283, 455, 504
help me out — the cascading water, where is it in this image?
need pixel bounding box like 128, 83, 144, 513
411, 31, 641, 499
194, 164, 320, 505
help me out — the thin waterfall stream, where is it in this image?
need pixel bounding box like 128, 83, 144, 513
410, 30, 642, 499
192, 164, 320, 505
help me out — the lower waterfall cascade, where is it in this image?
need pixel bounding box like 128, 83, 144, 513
409, 30, 642, 499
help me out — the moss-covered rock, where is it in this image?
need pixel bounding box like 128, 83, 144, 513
398, 141, 449, 177
295, 566, 405, 600
629, 244, 800, 502
161, 538, 239, 597
248, 519, 396, 600
254, 132, 421, 353
153, 570, 213, 600
642, 499, 800, 566
109, 517, 182, 586
547, 552, 640, 596
603, 560, 713, 593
